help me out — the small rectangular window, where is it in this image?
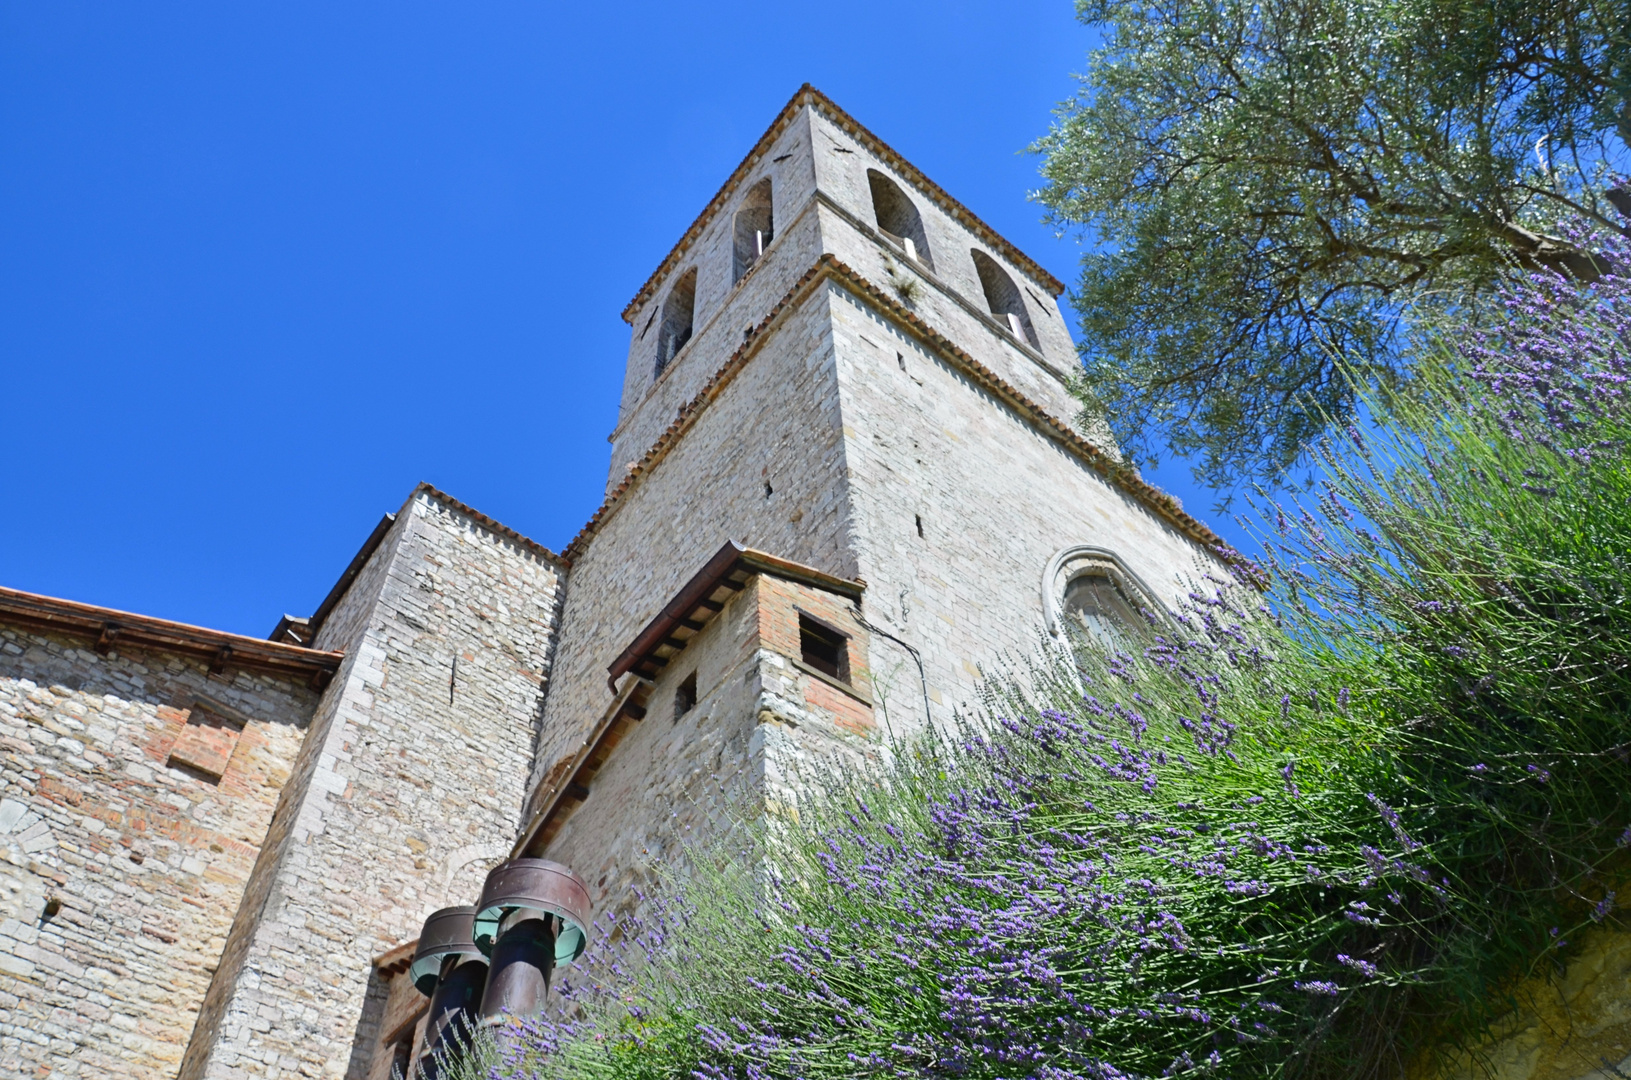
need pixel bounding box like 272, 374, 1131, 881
798, 614, 848, 683
674, 671, 697, 721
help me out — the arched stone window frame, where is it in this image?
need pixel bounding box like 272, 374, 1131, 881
971, 248, 1041, 350
866, 169, 935, 272
654, 267, 698, 379
732, 178, 774, 283
1041, 545, 1169, 638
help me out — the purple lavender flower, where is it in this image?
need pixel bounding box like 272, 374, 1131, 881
1366, 794, 1422, 852
1280, 759, 1300, 798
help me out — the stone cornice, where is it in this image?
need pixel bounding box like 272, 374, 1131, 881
567, 254, 1225, 565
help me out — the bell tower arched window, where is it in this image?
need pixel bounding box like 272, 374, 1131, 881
867, 170, 934, 271
654, 268, 697, 378
733, 179, 774, 283
972, 250, 1039, 349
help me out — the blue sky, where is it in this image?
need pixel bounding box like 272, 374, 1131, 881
1, 1, 1246, 637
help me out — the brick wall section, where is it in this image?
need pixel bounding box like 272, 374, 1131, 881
0, 625, 319, 1080
752, 575, 874, 743
181, 489, 564, 1080
540, 574, 873, 923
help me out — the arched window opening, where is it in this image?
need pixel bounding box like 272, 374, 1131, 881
654, 268, 697, 378
867, 170, 934, 271
733, 179, 774, 282
1062, 571, 1146, 644
972, 250, 1040, 349
1042, 545, 1166, 645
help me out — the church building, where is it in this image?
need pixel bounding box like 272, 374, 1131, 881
0, 86, 1221, 1080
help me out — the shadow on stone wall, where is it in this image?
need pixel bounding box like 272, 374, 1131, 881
1417, 922, 1631, 1080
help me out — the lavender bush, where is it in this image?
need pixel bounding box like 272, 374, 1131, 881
460, 228, 1631, 1079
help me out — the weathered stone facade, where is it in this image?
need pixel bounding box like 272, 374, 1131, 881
0, 86, 1227, 1079
1413, 922, 1631, 1080
0, 601, 333, 1080
178, 489, 564, 1080
537, 570, 878, 923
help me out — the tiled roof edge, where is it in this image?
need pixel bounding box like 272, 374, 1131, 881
0, 585, 344, 682
570, 255, 1225, 564
411, 483, 570, 569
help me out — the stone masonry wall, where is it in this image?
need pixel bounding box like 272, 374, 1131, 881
175, 514, 414, 1080
0, 625, 319, 1080
609, 109, 821, 495
541, 574, 874, 925
825, 280, 1219, 736
531, 287, 856, 800
1411, 920, 1631, 1080
805, 107, 1088, 435
182, 489, 564, 1080
547, 99, 1220, 957
609, 101, 1116, 497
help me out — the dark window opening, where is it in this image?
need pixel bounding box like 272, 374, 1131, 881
733, 178, 774, 282
896, 352, 906, 371
654, 268, 697, 378
798, 614, 848, 682
972, 250, 1040, 349
764, 480, 774, 498
674, 671, 697, 721
915, 514, 924, 538
1063, 572, 1147, 642
867, 170, 934, 271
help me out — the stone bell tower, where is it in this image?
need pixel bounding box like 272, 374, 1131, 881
507, 85, 1224, 922
0, 84, 1226, 1080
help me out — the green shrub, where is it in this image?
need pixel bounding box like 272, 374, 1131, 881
494, 235, 1631, 1079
